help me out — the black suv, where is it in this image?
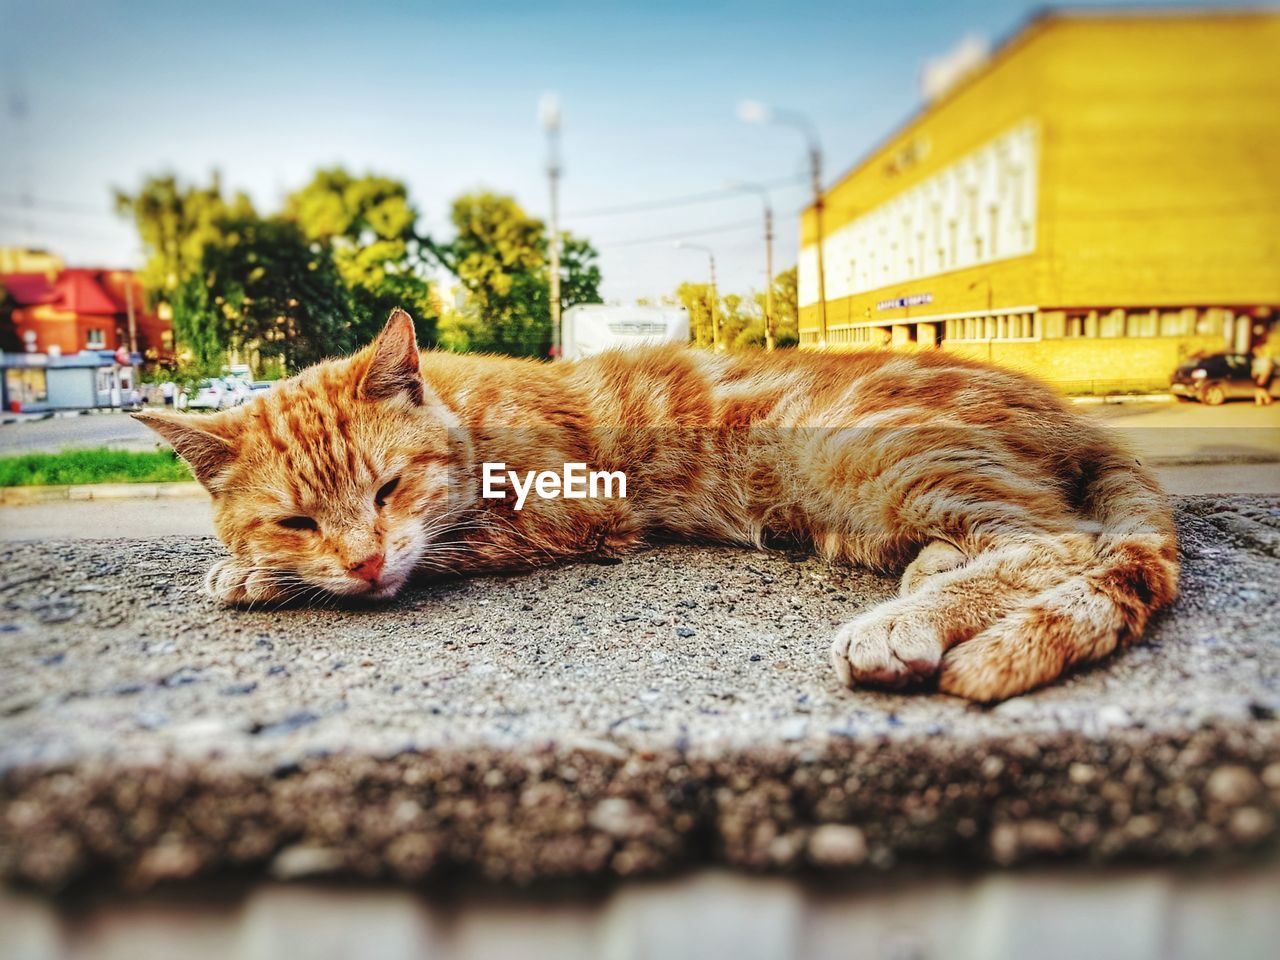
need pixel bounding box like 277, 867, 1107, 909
1171, 353, 1272, 405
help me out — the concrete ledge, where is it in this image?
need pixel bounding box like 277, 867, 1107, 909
0, 482, 205, 506
1, 496, 1277, 891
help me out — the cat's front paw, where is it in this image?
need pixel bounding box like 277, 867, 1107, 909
204, 559, 284, 606
829, 600, 945, 690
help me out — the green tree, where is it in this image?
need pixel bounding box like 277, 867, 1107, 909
673, 265, 799, 351
114, 173, 254, 296
559, 234, 604, 313
175, 216, 357, 377
735, 267, 799, 349
283, 169, 437, 344
434, 191, 602, 357
674, 282, 715, 348
768, 266, 799, 348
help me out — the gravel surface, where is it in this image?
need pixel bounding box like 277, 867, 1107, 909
1, 496, 1277, 890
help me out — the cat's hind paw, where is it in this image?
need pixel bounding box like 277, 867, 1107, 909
829, 600, 945, 690
899, 541, 966, 596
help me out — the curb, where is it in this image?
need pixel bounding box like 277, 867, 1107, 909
1069, 394, 1175, 405
0, 482, 206, 506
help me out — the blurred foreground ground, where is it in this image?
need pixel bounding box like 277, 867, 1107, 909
2, 497, 1277, 870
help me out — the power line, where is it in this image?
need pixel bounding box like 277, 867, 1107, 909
597, 211, 798, 250
565, 175, 805, 220
0, 195, 116, 217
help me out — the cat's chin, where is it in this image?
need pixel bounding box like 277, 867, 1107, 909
366, 578, 406, 601
316, 572, 408, 602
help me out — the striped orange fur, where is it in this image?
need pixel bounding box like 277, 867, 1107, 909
135, 309, 1180, 702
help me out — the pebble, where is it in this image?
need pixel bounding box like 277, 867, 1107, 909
270, 844, 345, 880
779, 717, 808, 741
1205, 765, 1261, 806
589, 798, 649, 838
1228, 807, 1274, 842
807, 824, 867, 867
1095, 705, 1131, 728
675, 627, 695, 638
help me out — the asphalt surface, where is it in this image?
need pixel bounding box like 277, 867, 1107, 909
1, 496, 1277, 890
0, 413, 163, 454
2, 401, 1278, 460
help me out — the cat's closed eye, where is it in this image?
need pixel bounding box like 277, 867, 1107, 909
375, 477, 400, 508
278, 516, 318, 531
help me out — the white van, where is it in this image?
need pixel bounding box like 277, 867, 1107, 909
559, 305, 690, 361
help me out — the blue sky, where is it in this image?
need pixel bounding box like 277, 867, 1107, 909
0, 0, 1248, 301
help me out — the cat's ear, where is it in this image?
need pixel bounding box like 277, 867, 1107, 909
132, 411, 236, 491
360, 308, 425, 405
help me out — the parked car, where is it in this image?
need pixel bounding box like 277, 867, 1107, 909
1170, 353, 1276, 405
186, 377, 251, 411
224, 379, 252, 406
250, 380, 276, 395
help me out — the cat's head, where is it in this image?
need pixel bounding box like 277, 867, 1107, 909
135, 309, 460, 600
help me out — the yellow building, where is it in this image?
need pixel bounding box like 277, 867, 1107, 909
0, 248, 64, 277
798, 8, 1280, 392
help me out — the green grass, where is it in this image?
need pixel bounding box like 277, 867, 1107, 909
0, 449, 193, 487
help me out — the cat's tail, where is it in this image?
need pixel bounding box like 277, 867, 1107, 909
938, 447, 1180, 701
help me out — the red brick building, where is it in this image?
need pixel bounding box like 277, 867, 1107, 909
1, 268, 172, 362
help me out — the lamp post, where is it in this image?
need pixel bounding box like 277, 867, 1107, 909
727, 181, 775, 351
540, 93, 563, 359
675, 241, 719, 350
738, 100, 827, 348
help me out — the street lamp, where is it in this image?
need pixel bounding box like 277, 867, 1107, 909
675, 241, 719, 350
726, 180, 775, 351
540, 92, 563, 359
738, 99, 828, 348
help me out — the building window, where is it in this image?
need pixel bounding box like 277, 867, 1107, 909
1160, 311, 1194, 337
1131, 310, 1158, 337
1099, 311, 1126, 338
86, 328, 106, 348
4, 368, 48, 406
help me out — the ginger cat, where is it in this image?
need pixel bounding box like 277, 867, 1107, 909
136, 309, 1179, 702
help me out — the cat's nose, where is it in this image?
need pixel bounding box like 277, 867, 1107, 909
348, 553, 385, 582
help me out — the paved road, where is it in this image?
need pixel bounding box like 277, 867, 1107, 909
3, 400, 1279, 459
0, 412, 161, 454
0, 498, 215, 540
1088, 399, 1280, 463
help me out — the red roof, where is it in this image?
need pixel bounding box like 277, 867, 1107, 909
0, 273, 58, 306
1, 268, 133, 315
56, 270, 122, 315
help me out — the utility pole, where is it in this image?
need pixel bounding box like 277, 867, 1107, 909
810, 143, 828, 348
737, 101, 827, 347
676, 242, 719, 350
540, 94, 563, 359
709, 253, 719, 351
123, 273, 138, 354
728, 182, 777, 351
764, 202, 775, 351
